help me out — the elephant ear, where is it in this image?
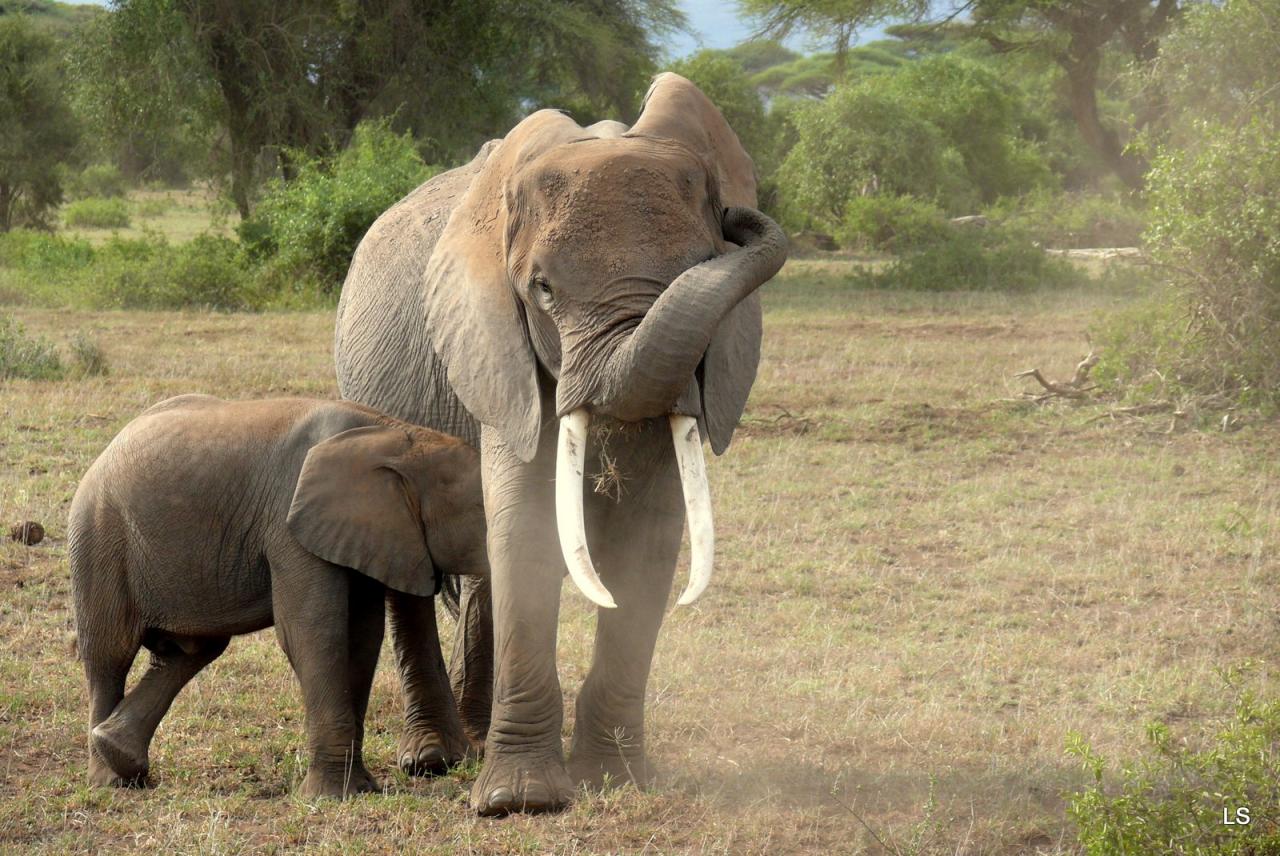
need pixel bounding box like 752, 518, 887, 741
287, 426, 436, 597
422, 110, 588, 462
631, 72, 768, 455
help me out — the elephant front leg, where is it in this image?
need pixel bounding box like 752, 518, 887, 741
386, 590, 473, 776
568, 490, 682, 790
470, 427, 575, 816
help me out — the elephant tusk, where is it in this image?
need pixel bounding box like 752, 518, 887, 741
555, 409, 618, 609
670, 415, 714, 605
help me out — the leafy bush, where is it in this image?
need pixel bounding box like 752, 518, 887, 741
65, 164, 128, 200
0, 315, 63, 379
242, 121, 436, 293
836, 195, 950, 252
0, 230, 95, 273
993, 190, 1147, 248
1097, 0, 1280, 409
64, 197, 131, 229
1068, 685, 1280, 854
92, 234, 257, 311
854, 225, 1084, 292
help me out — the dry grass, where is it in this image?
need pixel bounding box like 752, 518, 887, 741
2, 265, 1279, 853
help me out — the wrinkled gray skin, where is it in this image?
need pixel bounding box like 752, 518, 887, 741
68, 395, 487, 798
334, 73, 788, 815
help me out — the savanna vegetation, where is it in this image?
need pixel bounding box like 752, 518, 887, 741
2, 0, 1280, 851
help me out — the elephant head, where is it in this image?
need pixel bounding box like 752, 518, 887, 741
287, 425, 489, 595
421, 73, 788, 608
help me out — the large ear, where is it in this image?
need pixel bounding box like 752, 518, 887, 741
422, 110, 588, 462
287, 426, 436, 597
632, 73, 772, 455
630, 72, 758, 209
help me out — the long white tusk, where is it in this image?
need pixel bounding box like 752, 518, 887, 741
555, 409, 618, 609
670, 415, 714, 605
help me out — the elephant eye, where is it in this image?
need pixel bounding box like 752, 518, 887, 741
530, 275, 554, 308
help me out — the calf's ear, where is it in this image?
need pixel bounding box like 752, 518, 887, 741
287, 425, 437, 596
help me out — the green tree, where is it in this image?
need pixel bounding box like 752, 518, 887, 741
742, 0, 1184, 188
75, 0, 685, 219
0, 15, 80, 231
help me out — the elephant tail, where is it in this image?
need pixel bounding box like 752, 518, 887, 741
440, 575, 462, 620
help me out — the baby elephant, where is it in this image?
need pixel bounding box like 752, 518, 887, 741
68, 395, 487, 798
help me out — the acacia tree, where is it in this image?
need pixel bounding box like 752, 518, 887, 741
0, 16, 80, 232
76, 0, 685, 219
740, 0, 1182, 188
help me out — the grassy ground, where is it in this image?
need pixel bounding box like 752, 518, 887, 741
2, 263, 1278, 853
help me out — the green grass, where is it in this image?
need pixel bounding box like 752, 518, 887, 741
59, 188, 230, 245
2, 263, 1279, 852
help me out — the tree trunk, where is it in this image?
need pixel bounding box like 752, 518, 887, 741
1063, 53, 1147, 190
0, 183, 12, 233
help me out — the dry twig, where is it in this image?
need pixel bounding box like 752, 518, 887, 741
1014, 351, 1099, 402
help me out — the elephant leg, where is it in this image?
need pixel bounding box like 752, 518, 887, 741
386, 590, 471, 776
91, 633, 229, 784
82, 630, 142, 787
569, 444, 682, 790
470, 426, 575, 816
272, 551, 378, 799
348, 575, 386, 753
448, 574, 493, 748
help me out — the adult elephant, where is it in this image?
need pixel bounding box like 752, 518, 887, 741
334, 73, 787, 815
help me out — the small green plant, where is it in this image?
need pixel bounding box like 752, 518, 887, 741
63, 197, 131, 229
0, 315, 63, 379
0, 230, 95, 272
68, 333, 108, 376
1067, 681, 1280, 854
91, 233, 257, 311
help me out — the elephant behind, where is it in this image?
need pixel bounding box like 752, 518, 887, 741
334, 72, 787, 814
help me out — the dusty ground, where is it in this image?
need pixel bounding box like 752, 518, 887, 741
2, 263, 1278, 853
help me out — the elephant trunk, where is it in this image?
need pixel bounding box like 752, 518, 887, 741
555, 410, 715, 608
558, 206, 787, 422
553, 207, 784, 609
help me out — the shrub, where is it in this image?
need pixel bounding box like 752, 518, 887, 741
854, 225, 1084, 292
69, 332, 108, 376
836, 195, 951, 252
64, 197, 131, 229
0, 315, 63, 379
994, 190, 1147, 248
65, 164, 128, 200
242, 120, 436, 293
1068, 685, 1280, 854
91, 234, 257, 311
0, 230, 95, 273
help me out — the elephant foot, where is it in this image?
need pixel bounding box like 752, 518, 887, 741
471, 750, 574, 816
298, 760, 380, 800
90, 721, 150, 785
397, 727, 476, 777
568, 747, 656, 791
87, 752, 150, 788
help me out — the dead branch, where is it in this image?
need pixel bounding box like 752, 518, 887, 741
1014, 350, 1099, 402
